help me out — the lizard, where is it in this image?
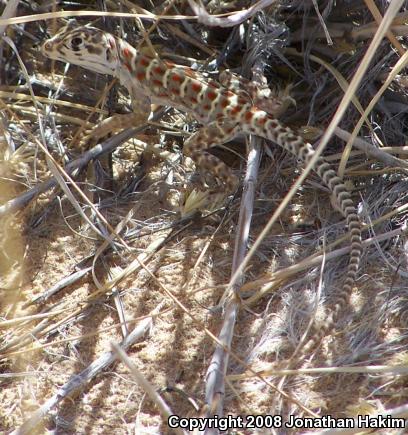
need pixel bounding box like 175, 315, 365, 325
41, 21, 363, 361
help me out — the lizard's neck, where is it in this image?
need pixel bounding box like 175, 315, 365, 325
113, 37, 145, 100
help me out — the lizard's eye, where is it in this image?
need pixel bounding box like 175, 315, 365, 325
70, 37, 84, 48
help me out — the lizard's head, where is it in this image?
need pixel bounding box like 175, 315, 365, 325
41, 21, 120, 76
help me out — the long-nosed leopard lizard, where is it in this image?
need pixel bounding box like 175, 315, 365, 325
41, 21, 362, 361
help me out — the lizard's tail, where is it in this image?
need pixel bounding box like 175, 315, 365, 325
243, 111, 362, 357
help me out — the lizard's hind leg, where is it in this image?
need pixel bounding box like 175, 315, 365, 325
183, 120, 242, 193
219, 70, 294, 117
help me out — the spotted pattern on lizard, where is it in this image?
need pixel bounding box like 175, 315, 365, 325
41, 22, 363, 359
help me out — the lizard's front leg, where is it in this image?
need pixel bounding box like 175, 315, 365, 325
183, 120, 242, 193
81, 95, 151, 148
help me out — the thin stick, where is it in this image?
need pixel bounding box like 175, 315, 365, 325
204, 137, 261, 419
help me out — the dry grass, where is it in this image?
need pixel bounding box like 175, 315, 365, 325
1, 1, 408, 434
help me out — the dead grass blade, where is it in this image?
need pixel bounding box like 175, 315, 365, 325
339, 48, 408, 177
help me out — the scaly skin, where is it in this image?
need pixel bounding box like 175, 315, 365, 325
42, 22, 362, 359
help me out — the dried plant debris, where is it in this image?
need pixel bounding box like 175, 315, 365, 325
1, 1, 408, 434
